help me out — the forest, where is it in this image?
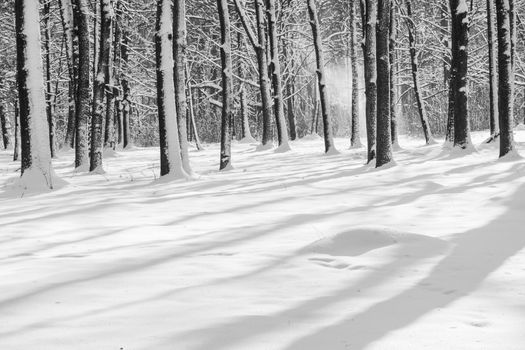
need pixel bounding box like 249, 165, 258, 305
1, 0, 525, 349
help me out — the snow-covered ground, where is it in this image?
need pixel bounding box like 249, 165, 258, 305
1, 131, 525, 350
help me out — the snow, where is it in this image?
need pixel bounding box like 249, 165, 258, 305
1, 131, 525, 349
457, 0, 468, 14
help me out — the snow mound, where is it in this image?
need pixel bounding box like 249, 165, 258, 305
303, 227, 447, 257
4, 167, 67, 196
255, 143, 274, 152
238, 136, 257, 144
274, 143, 292, 153
301, 133, 322, 141
103, 148, 119, 158
515, 123, 525, 131
324, 147, 340, 156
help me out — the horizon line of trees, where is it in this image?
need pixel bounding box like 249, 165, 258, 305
1, 0, 523, 189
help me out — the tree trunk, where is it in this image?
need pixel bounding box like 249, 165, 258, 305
236, 31, 256, 143
233, 0, 273, 147
43, 0, 56, 158
13, 103, 19, 161
350, 0, 362, 148
113, 1, 123, 146
74, 0, 90, 169
364, 0, 377, 162
441, 0, 451, 87
404, 0, 433, 144
217, 0, 233, 170
15, 0, 59, 189
0, 105, 10, 149
186, 72, 203, 150
486, 0, 499, 141
389, 4, 398, 148
121, 29, 131, 149
90, 0, 113, 172
265, 0, 290, 151
444, 1, 455, 144
307, 0, 336, 154
376, 0, 393, 167
104, 28, 116, 150
174, 0, 192, 173
495, 0, 515, 157
156, 0, 186, 178
283, 28, 297, 141
60, 0, 76, 149
450, 0, 471, 149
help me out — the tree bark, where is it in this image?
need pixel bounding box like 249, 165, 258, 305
350, 0, 362, 148
0, 104, 10, 149
217, 0, 233, 169
73, 0, 90, 169
486, 0, 499, 141
186, 70, 203, 150
265, 0, 290, 151
233, 0, 273, 147
156, 0, 186, 178
90, 0, 113, 172
13, 103, 19, 161
495, 0, 515, 157
307, 0, 336, 154
450, 0, 471, 149
404, 0, 433, 145
389, 4, 398, 147
364, 0, 377, 162
15, 0, 58, 188
43, 0, 56, 158
103, 22, 116, 151
283, 25, 297, 141
174, 0, 192, 173
237, 31, 256, 142
376, 0, 393, 167
121, 29, 131, 149
444, 1, 455, 144
60, 0, 76, 149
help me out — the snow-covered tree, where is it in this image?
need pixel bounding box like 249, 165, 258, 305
364, 0, 378, 163
266, 0, 291, 152
307, 0, 336, 154
73, 0, 91, 170
155, 0, 187, 179
495, 0, 515, 157
173, 0, 192, 174
90, 0, 114, 172
450, 0, 472, 149
217, 0, 234, 170
15, 0, 62, 190
376, 0, 393, 167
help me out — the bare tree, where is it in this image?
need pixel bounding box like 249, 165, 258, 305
15, 0, 60, 189
486, 0, 499, 142
349, 0, 362, 148
74, 0, 91, 170
217, 0, 233, 169
495, 0, 515, 157
174, 0, 192, 173
307, 0, 336, 154
402, 0, 434, 145
266, 0, 290, 151
364, 0, 377, 162
90, 0, 114, 172
450, 0, 471, 149
376, 0, 393, 167
156, 0, 186, 178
